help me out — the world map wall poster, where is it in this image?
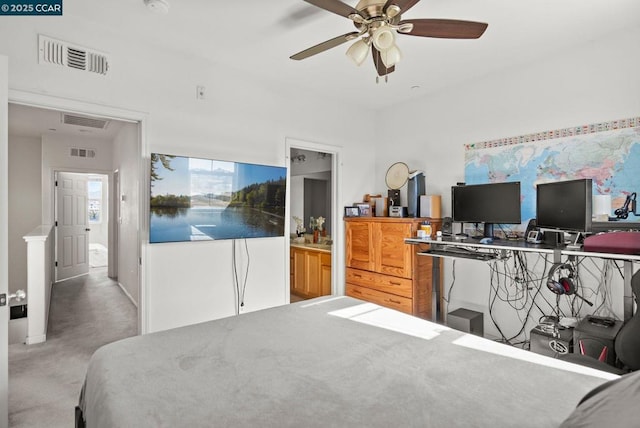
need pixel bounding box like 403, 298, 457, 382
464, 117, 640, 226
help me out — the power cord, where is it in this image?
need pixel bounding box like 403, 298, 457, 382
232, 239, 251, 315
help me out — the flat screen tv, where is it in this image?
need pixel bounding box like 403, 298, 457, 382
150, 153, 287, 243
536, 178, 592, 233
451, 181, 522, 238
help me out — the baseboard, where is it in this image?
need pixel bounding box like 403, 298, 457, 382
26, 333, 46, 345
118, 282, 138, 308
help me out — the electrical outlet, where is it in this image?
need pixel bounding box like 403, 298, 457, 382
196, 85, 206, 100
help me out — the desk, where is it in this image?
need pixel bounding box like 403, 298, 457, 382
406, 236, 640, 323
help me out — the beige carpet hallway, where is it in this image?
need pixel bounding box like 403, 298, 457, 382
8, 267, 137, 427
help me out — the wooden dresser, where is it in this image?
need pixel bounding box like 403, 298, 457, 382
345, 217, 440, 320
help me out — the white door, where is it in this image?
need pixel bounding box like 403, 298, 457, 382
56, 172, 90, 281
1, 54, 10, 428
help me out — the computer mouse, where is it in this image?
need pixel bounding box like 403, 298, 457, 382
479, 237, 494, 244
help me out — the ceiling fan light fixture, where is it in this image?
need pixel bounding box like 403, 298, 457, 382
397, 22, 414, 33
371, 25, 396, 51
385, 5, 401, 19
346, 38, 370, 66
380, 44, 402, 68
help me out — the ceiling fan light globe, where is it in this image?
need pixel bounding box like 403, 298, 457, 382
381, 45, 402, 68
346, 39, 369, 66
372, 26, 396, 51
385, 5, 401, 19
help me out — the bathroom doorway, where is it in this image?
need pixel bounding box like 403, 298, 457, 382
287, 140, 339, 303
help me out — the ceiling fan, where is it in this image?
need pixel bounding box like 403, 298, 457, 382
290, 0, 488, 80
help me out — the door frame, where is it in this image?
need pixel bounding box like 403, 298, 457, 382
53, 169, 112, 282
285, 137, 344, 300
8, 89, 149, 334
1, 54, 9, 428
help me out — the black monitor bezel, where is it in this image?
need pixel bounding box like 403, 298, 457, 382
535, 178, 593, 233
451, 181, 522, 226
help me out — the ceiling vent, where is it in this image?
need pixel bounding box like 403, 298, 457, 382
38, 35, 109, 75
70, 147, 96, 159
62, 113, 110, 130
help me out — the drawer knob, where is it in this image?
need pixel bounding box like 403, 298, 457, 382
388, 298, 401, 304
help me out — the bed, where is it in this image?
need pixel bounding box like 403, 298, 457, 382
76, 296, 624, 427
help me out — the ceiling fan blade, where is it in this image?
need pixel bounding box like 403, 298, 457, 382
372, 47, 395, 76
399, 19, 488, 39
383, 0, 421, 15
290, 32, 360, 60
303, 0, 363, 19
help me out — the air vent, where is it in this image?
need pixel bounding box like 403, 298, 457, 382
62, 113, 110, 129
38, 35, 109, 75
70, 147, 96, 159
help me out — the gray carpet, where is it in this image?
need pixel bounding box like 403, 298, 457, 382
8, 267, 137, 427
89, 244, 108, 268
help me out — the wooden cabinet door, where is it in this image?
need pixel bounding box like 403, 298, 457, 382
345, 221, 374, 271
320, 253, 331, 296
290, 252, 294, 293
305, 250, 321, 297
375, 222, 414, 278
292, 248, 306, 296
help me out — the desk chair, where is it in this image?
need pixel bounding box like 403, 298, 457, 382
561, 270, 640, 374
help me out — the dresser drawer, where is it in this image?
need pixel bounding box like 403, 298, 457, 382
346, 283, 412, 315
346, 268, 412, 298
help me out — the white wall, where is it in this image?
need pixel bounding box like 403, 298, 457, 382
8, 135, 42, 295
375, 27, 640, 339
41, 134, 114, 224
0, 6, 377, 332
112, 123, 139, 306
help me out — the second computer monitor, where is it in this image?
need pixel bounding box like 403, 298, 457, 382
536, 178, 593, 233
452, 181, 522, 238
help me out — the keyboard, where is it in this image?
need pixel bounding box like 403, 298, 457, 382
423, 247, 496, 261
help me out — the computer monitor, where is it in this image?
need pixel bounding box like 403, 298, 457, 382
535, 178, 593, 233
451, 182, 522, 239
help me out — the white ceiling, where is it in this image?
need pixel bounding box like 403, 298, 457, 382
8, 0, 640, 139
8, 104, 125, 141
101, 0, 639, 108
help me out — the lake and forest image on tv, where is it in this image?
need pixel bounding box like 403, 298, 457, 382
150, 153, 286, 243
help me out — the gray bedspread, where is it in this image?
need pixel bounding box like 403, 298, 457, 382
79, 296, 616, 427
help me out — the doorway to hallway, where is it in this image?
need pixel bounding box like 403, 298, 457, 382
55, 171, 111, 283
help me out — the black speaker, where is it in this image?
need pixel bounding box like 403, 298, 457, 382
441, 217, 452, 236
387, 189, 400, 207
407, 173, 425, 218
